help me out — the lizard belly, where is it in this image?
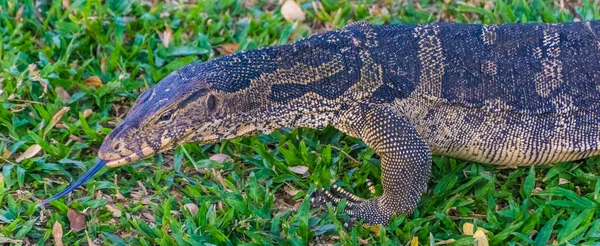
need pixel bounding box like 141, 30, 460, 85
393, 97, 600, 167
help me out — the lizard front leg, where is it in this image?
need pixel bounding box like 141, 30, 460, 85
314, 103, 432, 225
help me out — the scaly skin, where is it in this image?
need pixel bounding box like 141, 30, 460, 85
42, 21, 600, 225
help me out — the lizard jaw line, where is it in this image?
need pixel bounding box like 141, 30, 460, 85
104, 146, 156, 167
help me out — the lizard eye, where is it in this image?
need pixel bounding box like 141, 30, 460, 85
207, 94, 217, 112
159, 111, 173, 122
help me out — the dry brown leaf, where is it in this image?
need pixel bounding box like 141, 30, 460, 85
289, 166, 309, 176
83, 109, 93, 118
29, 64, 48, 95
243, 0, 257, 8
283, 185, 299, 197
212, 169, 228, 190
62, 0, 70, 9
16, 144, 42, 163
28, 64, 41, 80
435, 239, 456, 245
463, 222, 474, 235
161, 22, 173, 48
113, 174, 126, 201
559, 178, 569, 185
410, 236, 419, 246
218, 43, 240, 55
183, 203, 199, 216
15, 5, 23, 21
210, 153, 232, 163
281, 0, 305, 22
2, 149, 11, 159
46, 107, 70, 137
52, 221, 64, 246
55, 87, 71, 103
473, 229, 489, 246
84, 76, 103, 88
69, 135, 83, 142
67, 208, 86, 232
105, 204, 122, 218
100, 57, 107, 74
10, 104, 26, 113
86, 230, 95, 246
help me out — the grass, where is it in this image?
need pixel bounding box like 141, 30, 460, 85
1, 0, 600, 245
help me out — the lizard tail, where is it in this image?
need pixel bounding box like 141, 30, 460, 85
38, 159, 107, 207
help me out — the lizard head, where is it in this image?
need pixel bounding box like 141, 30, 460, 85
98, 66, 225, 167
40, 63, 232, 205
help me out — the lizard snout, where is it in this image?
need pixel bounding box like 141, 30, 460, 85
98, 124, 135, 161
98, 138, 134, 161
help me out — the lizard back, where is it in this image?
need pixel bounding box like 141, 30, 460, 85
373, 21, 600, 166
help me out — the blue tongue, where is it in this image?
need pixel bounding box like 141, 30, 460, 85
38, 160, 107, 207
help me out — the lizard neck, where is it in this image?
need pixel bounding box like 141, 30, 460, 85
185, 22, 417, 143
205, 28, 372, 138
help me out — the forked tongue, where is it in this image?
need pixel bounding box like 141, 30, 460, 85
38, 160, 107, 207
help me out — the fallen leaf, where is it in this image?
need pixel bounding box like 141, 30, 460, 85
113, 174, 126, 201
210, 153, 232, 163
283, 185, 299, 197
435, 239, 456, 245
289, 166, 309, 176
69, 135, 83, 142
2, 149, 10, 159
67, 208, 86, 232
100, 57, 107, 74
559, 178, 569, 185
410, 236, 419, 246
46, 107, 70, 137
83, 109, 93, 118
62, 0, 69, 9
10, 104, 26, 113
183, 203, 198, 216
29, 64, 48, 95
463, 222, 474, 235
218, 43, 240, 55
105, 204, 122, 218
212, 169, 228, 190
370, 4, 382, 16
55, 87, 71, 103
243, 0, 257, 7
83, 76, 103, 88
15, 5, 23, 21
85, 230, 95, 246
161, 22, 173, 48
473, 229, 489, 246
281, 0, 305, 22
52, 221, 63, 246
16, 144, 42, 163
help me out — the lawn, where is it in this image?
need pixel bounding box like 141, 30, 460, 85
1, 0, 600, 245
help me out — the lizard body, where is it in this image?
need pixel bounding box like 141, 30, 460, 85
42, 20, 600, 225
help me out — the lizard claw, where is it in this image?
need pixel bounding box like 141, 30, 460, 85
311, 181, 394, 225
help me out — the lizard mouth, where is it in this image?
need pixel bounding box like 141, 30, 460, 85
104, 146, 157, 167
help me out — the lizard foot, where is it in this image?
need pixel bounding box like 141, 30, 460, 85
311, 181, 394, 225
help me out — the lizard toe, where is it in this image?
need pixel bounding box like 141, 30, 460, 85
312, 184, 395, 225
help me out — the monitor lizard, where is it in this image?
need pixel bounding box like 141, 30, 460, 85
40, 20, 600, 225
